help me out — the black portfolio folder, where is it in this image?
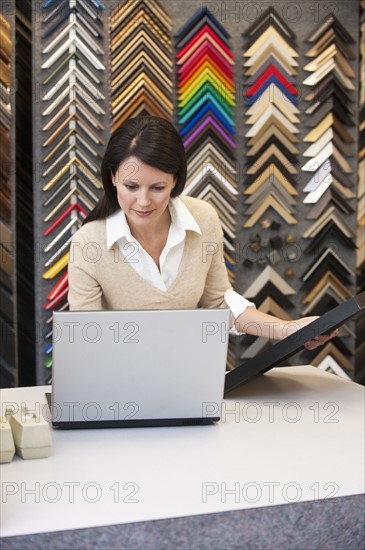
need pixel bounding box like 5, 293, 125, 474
224, 292, 365, 394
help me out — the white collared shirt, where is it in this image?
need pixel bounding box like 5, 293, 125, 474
106, 197, 255, 319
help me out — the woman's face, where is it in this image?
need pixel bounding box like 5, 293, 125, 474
112, 156, 176, 231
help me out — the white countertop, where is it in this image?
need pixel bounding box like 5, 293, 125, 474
1, 366, 364, 538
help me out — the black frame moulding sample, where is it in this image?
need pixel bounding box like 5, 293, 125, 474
224, 291, 365, 393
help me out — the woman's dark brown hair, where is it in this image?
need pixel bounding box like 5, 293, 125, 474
84, 116, 187, 223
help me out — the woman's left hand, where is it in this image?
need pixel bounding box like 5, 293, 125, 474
284, 317, 339, 350
303, 329, 339, 350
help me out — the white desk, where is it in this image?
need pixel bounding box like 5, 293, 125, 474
1, 366, 364, 544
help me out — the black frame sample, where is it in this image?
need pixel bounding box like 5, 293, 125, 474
224, 291, 365, 393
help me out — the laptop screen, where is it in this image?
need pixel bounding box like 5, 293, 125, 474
51, 308, 231, 428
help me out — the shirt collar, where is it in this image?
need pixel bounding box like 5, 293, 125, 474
106, 197, 202, 250
106, 209, 132, 250
169, 197, 202, 236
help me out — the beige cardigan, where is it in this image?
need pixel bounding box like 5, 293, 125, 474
68, 196, 232, 311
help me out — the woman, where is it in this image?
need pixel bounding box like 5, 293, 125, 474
68, 116, 337, 348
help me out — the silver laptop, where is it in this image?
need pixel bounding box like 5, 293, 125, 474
50, 309, 231, 429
